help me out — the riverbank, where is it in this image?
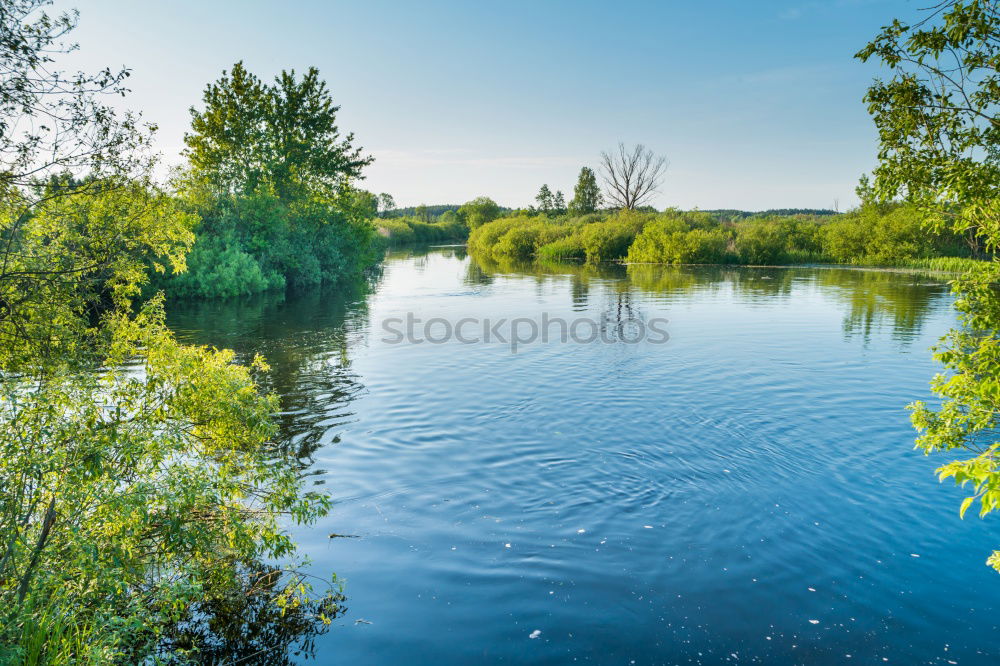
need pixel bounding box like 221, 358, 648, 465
467, 205, 985, 270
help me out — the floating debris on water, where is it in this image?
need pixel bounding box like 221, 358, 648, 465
529, 629, 541, 639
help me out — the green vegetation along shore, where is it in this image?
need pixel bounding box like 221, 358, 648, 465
464, 201, 987, 271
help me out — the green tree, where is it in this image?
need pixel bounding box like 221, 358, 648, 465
378, 192, 396, 217
184, 62, 372, 201
458, 196, 501, 229
858, 0, 1000, 571
569, 167, 603, 214
172, 63, 380, 299
535, 184, 555, 216
0, 2, 339, 661
553, 190, 566, 215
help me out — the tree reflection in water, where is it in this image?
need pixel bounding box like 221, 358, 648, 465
157, 563, 346, 665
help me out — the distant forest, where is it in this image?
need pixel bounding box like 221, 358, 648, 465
384, 204, 512, 219
700, 209, 839, 220
387, 205, 839, 221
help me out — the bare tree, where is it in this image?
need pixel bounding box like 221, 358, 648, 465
598, 143, 668, 210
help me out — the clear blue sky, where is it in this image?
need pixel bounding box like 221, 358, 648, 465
64, 0, 920, 210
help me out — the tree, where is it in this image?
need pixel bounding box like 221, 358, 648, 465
184, 62, 372, 201
378, 192, 396, 217
553, 190, 566, 215
0, 2, 338, 659
569, 166, 603, 214
173, 63, 380, 299
535, 184, 555, 215
599, 143, 668, 210
858, 1, 1000, 571
458, 196, 501, 229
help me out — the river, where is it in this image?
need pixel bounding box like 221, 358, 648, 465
168, 246, 999, 665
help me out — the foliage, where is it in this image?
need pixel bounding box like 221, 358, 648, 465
569, 167, 603, 215
0, 3, 339, 662
377, 192, 395, 217
734, 219, 789, 265
535, 184, 556, 216
458, 196, 502, 229
471, 204, 982, 268
1, 302, 335, 663
378, 212, 468, 245
470, 211, 649, 263
537, 235, 586, 261
0, 181, 197, 372
168, 63, 380, 299
493, 221, 572, 260
467, 215, 534, 255
0, 0, 151, 194
579, 210, 648, 262
857, 0, 1000, 252
909, 265, 1000, 569
162, 190, 380, 299
627, 215, 731, 264
858, 1, 1000, 571
821, 204, 931, 264
184, 62, 371, 201
704, 208, 838, 221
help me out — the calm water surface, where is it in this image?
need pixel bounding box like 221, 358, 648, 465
169, 247, 1000, 665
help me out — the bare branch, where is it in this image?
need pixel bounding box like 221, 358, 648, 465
598, 143, 668, 210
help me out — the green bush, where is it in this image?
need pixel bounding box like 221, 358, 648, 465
493, 222, 571, 260
579, 210, 649, 262
626, 214, 730, 264
161, 191, 381, 299
377, 213, 468, 245
734, 220, 787, 264
821, 204, 932, 264
537, 235, 586, 261
468, 215, 543, 254
378, 217, 416, 243
168, 233, 284, 299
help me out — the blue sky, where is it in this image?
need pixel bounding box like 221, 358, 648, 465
64, 0, 919, 210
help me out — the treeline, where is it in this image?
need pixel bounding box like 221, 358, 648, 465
378, 211, 468, 244
468, 203, 983, 267
374, 196, 508, 244
703, 208, 839, 220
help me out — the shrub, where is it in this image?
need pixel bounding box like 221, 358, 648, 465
468, 215, 543, 254
627, 215, 730, 264
579, 210, 649, 262
821, 204, 929, 264
537, 235, 586, 261
493, 222, 571, 260
378, 217, 416, 243
734, 220, 787, 264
